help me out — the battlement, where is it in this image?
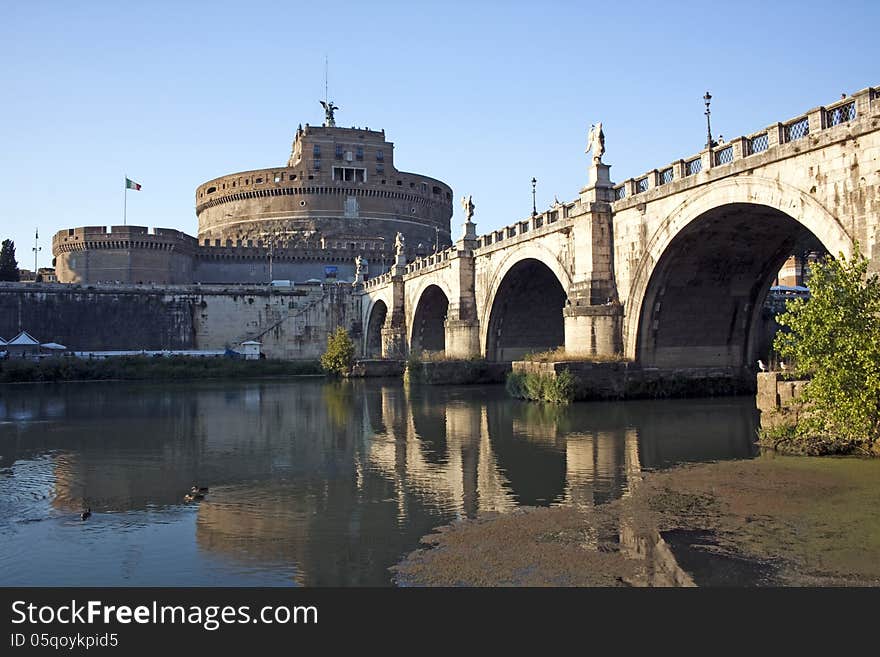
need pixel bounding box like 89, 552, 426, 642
52, 226, 198, 255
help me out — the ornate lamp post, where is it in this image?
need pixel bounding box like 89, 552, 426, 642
704, 91, 714, 149
32, 228, 41, 277
531, 177, 537, 218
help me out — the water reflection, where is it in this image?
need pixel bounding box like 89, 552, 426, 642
0, 379, 759, 586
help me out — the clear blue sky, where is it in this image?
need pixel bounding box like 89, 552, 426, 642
1, 0, 878, 270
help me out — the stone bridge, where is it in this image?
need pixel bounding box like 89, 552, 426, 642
360, 86, 880, 372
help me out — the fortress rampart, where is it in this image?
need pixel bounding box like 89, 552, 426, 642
52, 122, 454, 286
53, 226, 197, 285
0, 281, 361, 359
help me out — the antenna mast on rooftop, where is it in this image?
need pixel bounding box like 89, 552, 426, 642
319, 56, 339, 127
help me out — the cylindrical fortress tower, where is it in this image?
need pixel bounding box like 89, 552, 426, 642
195, 124, 453, 255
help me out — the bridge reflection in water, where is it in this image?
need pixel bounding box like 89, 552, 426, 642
0, 380, 758, 585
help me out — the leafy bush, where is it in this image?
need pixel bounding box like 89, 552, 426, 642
773, 244, 880, 455
320, 327, 355, 377
505, 368, 575, 404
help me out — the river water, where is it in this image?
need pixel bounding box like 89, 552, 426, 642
0, 379, 758, 586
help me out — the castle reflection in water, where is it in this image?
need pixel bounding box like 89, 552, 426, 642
0, 380, 758, 585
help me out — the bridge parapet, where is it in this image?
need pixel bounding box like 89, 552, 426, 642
473, 205, 575, 253
612, 86, 878, 208
363, 270, 394, 290
403, 245, 457, 276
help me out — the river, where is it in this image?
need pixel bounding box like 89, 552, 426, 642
0, 378, 759, 586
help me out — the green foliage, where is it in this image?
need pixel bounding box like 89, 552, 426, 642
522, 348, 629, 363
320, 327, 355, 377
0, 239, 20, 282
773, 244, 880, 454
506, 368, 575, 404
0, 355, 321, 383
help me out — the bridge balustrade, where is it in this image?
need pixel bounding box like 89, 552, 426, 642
783, 116, 810, 143
613, 87, 873, 204
685, 157, 702, 176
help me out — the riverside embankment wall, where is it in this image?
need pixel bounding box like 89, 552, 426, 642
0, 282, 360, 359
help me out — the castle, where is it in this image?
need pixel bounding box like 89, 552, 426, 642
52, 107, 454, 286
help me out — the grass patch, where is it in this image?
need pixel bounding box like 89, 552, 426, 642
506, 369, 575, 404
522, 348, 630, 363
0, 356, 321, 383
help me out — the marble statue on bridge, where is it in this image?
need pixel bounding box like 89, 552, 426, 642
461, 195, 475, 222
586, 122, 605, 163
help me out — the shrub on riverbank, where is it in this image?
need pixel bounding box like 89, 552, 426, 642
320, 327, 355, 377
506, 369, 575, 404
0, 355, 321, 383
770, 245, 880, 456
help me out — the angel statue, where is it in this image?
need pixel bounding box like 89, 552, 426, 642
394, 231, 405, 257
461, 194, 475, 222
320, 100, 339, 127
586, 122, 605, 163
354, 254, 364, 278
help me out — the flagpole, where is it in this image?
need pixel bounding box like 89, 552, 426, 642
124, 175, 127, 226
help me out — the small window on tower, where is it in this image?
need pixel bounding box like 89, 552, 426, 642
356, 146, 364, 161
376, 150, 384, 162
335, 144, 343, 159
313, 145, 321, 158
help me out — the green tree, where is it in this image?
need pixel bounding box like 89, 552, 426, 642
0, 240, 19, 282
320, 327, 355, 377
773, 244, 880, 454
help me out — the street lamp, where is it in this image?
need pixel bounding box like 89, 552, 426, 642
704, 91, 714, 149
531, 177, 537, 218
32, 228, 41, 277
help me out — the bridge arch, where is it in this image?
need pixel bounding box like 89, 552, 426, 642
363, 295, 390, 357
481, 246, 572, 360
409, 283, 450, 355
477, 242, 571, 360
625, 176, 854, 367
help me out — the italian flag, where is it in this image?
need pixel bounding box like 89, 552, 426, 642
125, 177, 142, 191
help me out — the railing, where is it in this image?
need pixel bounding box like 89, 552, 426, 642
714, 145, 733, 165
783, 116, 810, 143
747, 132, 769, 155
470, 205, 574, 252
825, 100, 855, 127
612, 85, 875, 202
612, 87, 880, 201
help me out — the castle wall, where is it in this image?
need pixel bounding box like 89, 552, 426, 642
0, 282, 362, 359
0, 284, 194, 350
53, 226, 197, 285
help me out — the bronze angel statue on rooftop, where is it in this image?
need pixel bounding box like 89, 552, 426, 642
320, 100, 339, 127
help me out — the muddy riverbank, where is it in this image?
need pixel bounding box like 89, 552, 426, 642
393, 455, 880, 586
